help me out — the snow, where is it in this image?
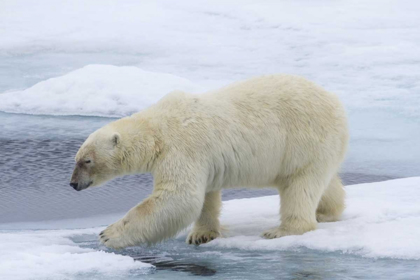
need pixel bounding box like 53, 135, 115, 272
203, 177, 420, 260
0, 228, 153, 280
0, 65, 201, 117
1, 0, 420, 118
1, 177, 420, 280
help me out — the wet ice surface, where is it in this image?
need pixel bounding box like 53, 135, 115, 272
5, 227, 420, 280
79, 237, 420, 280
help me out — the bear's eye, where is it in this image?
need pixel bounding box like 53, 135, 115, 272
85, 160, 91, 164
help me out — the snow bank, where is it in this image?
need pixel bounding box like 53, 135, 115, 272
0, 65, 202, 117
202, 177, 420, 260
0, 228, 152, 280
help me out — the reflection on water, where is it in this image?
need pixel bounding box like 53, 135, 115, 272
133, 255, 216, 277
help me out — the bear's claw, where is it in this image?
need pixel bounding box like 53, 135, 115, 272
99, 218, 134, 249
262, 224, 315, 239
187, 230, 219, 245
262, 227, 291, 239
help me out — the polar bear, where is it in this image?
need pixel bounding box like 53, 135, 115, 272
70, 75, 348, 249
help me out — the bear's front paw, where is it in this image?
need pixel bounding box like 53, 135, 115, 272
186, 230, 220, 245
99, 218, 136, 249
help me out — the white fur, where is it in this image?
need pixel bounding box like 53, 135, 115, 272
74, 75, 349, 249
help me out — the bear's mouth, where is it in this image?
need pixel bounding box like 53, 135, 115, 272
76, 181, 93, 191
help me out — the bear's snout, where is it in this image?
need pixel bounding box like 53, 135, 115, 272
70, 182, 79, 191
70, 167, 81, 191
69, 179, 92, 191
70, 164, 93, 191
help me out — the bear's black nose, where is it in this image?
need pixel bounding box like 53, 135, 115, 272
70, 182, 78, 190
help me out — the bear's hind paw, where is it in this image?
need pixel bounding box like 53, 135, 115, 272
262, 227, 296, 239
262, 224, 315, 239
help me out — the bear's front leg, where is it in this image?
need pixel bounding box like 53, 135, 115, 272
187, 190, 221, 245
100, 182, 205, 249
99, 198, 157, 249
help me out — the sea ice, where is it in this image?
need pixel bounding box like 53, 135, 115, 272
1, 0, 420, 118
1, 177, 419, 280
203, 177, 420, 260
0, 228, 152, 280
0, 65, 202, 117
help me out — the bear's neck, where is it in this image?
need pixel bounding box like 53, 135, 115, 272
115, 117, 161, 175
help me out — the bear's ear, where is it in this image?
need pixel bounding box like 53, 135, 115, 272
111, 133, 121, 147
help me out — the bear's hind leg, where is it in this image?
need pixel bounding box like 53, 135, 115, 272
187, 191, 221, 245
262, 170, 328, 239
316, 174, 345, 223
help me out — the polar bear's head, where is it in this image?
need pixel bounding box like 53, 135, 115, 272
70, 128, 123, 191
